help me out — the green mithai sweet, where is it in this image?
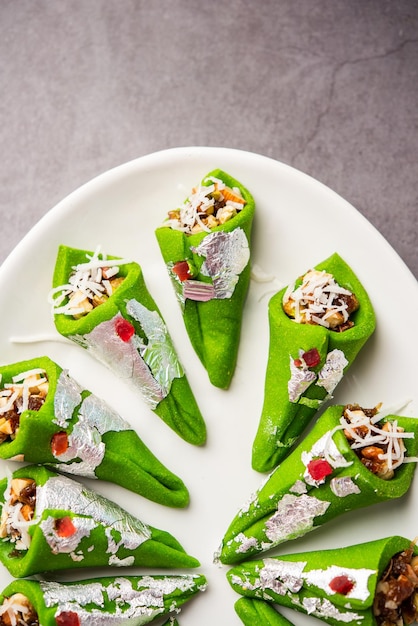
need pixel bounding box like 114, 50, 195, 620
218, 404, 418, 564
235, 598, 295, 626
155, 169, 255, 389
0, 573, 207, 625
227, 536, 418, 626
50, 245, 206, 446
0, 356, 189, 508
252, 253, 376, 473
0, 465, 200, 578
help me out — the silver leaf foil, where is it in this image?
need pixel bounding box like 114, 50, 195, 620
317, 349, 348, 395
233, 532, 259, 555
70, 311, 166, 409
253, 559, 306, 596
264, 493, 330, 545
288, 349, 348, 404
288, 357, 316, 403
52, 374, 131, 477
126, 298, 183, 394
238, 559, 370, 623
79, 393, 129, 434
54, 371, 83, 427
330, 476, 361, 498
305, 432, 348, 470
191, 228, 250, 299
52, 419, 105, 478
37, 475, 151, 562
298, 596, 362, 623
40, 575, 201, 626
40, 515, 96, 555
305, 564, 374, 601
182, 280, 215, 302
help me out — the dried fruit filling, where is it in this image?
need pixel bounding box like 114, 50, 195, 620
164, 176, 247, 235
0, 369, 48, 444
0, 478, 37, 552
0, 477, 77, 558
341, 404, 413, 480
0, 593, 39, 626
49, 247, 128, 319
0, 592, 78, 626
283, 269, 359, 331
374, 544, 418, 626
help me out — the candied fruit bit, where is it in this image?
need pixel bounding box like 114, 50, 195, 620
307, 458, 333, 481
51, 431, 69, 456
54, 516, 76, 538
115, 317, 135, 342
56, 611, 80, 626
172, 260, 192, 282
329, 574, 355, 595
302, 348, 321, 368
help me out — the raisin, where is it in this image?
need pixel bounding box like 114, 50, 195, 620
19, 481, 36, 508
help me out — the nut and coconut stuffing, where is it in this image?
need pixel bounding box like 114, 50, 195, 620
341, 404, 416, 480
0, 477, 36, 552
48, 247, 130, 319
0, 593, 38, 626
164, 176, 247, 235
373, 543, 418, 626
0, 369, 48, 444
283, 269, 359, 331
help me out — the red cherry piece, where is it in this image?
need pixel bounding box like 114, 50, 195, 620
329, 575, 355, 595
302, 348, 321, 368
293, 358, 303, 368
173, 260, 192, 282
51, 431, 69, 456
54, 516, 76, 538
307, 458, 333, 481
56, 612, 80, 626
115, 317, 135, 342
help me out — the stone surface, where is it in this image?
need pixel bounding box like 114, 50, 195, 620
0, 0, 417, 277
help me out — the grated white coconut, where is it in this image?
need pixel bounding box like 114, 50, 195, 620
283, 269, 354, 328
165, 177, 245, 234
0, 593, 34, 626
324, 406, 418, 473
0, 369, 47, 415
48, 246, 131, 317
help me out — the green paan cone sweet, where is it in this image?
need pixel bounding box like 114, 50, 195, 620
0, 465, 200, 577
235, 597, 296, 626
50, 245, 206, 446
218, 404, 418, 564
0, 573, 207, 625
155, 169, 255, 389
0, 356, 189, 508
227, 536, 418, 626
252, 253, 376, 473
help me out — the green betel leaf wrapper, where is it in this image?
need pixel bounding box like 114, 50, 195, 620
218, 405, 418, 564
0, 356, 189, 508
155, 169, 255, 389
235, 597, 296, 626
0, 573, 207, 625
0, 465, 200, 578
51, 245, 206, 446
227, 536, 416, 626
252, 252, 376, 473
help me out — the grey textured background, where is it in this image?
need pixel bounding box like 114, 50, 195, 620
1, 0, 417, 278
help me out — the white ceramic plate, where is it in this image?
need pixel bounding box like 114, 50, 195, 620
0, 147, 417, 625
